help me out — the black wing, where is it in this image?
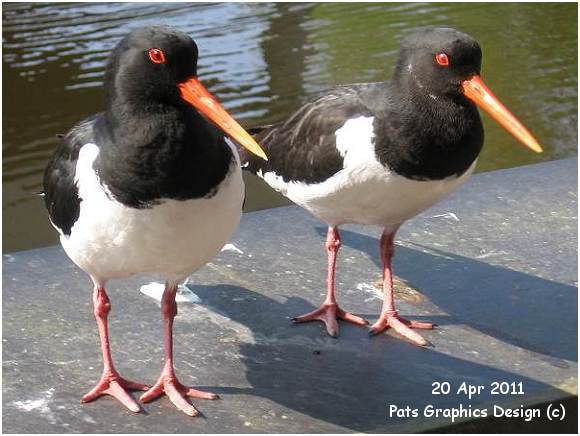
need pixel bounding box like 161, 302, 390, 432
43, 115, 99, 236
241, 84, 378, 185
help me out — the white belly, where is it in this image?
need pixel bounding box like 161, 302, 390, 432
60, 143, 244, 284
259, 116, 476, 227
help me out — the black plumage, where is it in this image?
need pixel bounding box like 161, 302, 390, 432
247, 86, 374, 184
93, 104, 233, 208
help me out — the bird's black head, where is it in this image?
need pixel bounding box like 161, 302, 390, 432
392, 26, 542, 153
394, 27, 482, 98
104, 26, 199, 107
102, 26, 267, 159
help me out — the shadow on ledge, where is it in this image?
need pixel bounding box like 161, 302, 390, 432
189, 282, 575, 432
312, 226, 577, 364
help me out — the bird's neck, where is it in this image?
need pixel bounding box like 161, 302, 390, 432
104, 92, 192, 141
373, 81, 484, 180
94, 99, 233, 207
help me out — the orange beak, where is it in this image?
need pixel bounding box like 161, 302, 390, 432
178, 77, 268, 160
461, 75, 543, 153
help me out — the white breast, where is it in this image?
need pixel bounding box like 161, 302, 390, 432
258, 116, 476, 227
59, 143, 244, 284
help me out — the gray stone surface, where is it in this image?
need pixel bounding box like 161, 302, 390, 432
3, 159, 577, 433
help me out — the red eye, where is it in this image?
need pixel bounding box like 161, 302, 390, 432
435, 52, 449, 67
148, 48, 166, 64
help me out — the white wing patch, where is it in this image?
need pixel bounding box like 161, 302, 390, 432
258, 116, 376, 198
335, 116, 376, 165
74, 143, 106, 202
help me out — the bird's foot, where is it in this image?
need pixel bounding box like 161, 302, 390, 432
81, 371, 149, 413
140, 373, 219, 416
293, 302, 368, 337
369, 310, 434, 346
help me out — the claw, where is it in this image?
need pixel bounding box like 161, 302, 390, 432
293, 302, 367, 337
81, 373, 148, 413
140, 374, 218, 417
369, 311, 434, 347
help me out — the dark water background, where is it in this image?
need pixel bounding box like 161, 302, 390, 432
3, 2, 578, 252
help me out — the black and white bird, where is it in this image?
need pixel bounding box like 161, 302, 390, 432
241, 27, 542, 346
43, 26, 267, 416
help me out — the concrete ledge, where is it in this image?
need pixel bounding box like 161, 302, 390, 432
3, 159, 578, 433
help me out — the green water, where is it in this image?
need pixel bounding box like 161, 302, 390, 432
3, 2, 577, 252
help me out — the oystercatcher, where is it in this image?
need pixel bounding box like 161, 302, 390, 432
43, 26, 267, 415
241, 27, 542, 345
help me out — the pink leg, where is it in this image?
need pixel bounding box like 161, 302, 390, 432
369, 230, 435, 346
140, 283, 218, 416
293, 227, 368, 337
81, 286, 148, 412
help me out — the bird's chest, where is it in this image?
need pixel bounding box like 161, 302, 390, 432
376, 104, 483, 180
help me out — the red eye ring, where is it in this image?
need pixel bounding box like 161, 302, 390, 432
148, 48, 166, 64
435, 52, 449, 67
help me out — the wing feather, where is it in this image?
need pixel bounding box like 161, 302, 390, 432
43, 115, 100, 236
243, 85, 376, 184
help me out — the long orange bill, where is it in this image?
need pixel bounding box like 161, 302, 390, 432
461, 75, 543, 153
178, 77, 268, 160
